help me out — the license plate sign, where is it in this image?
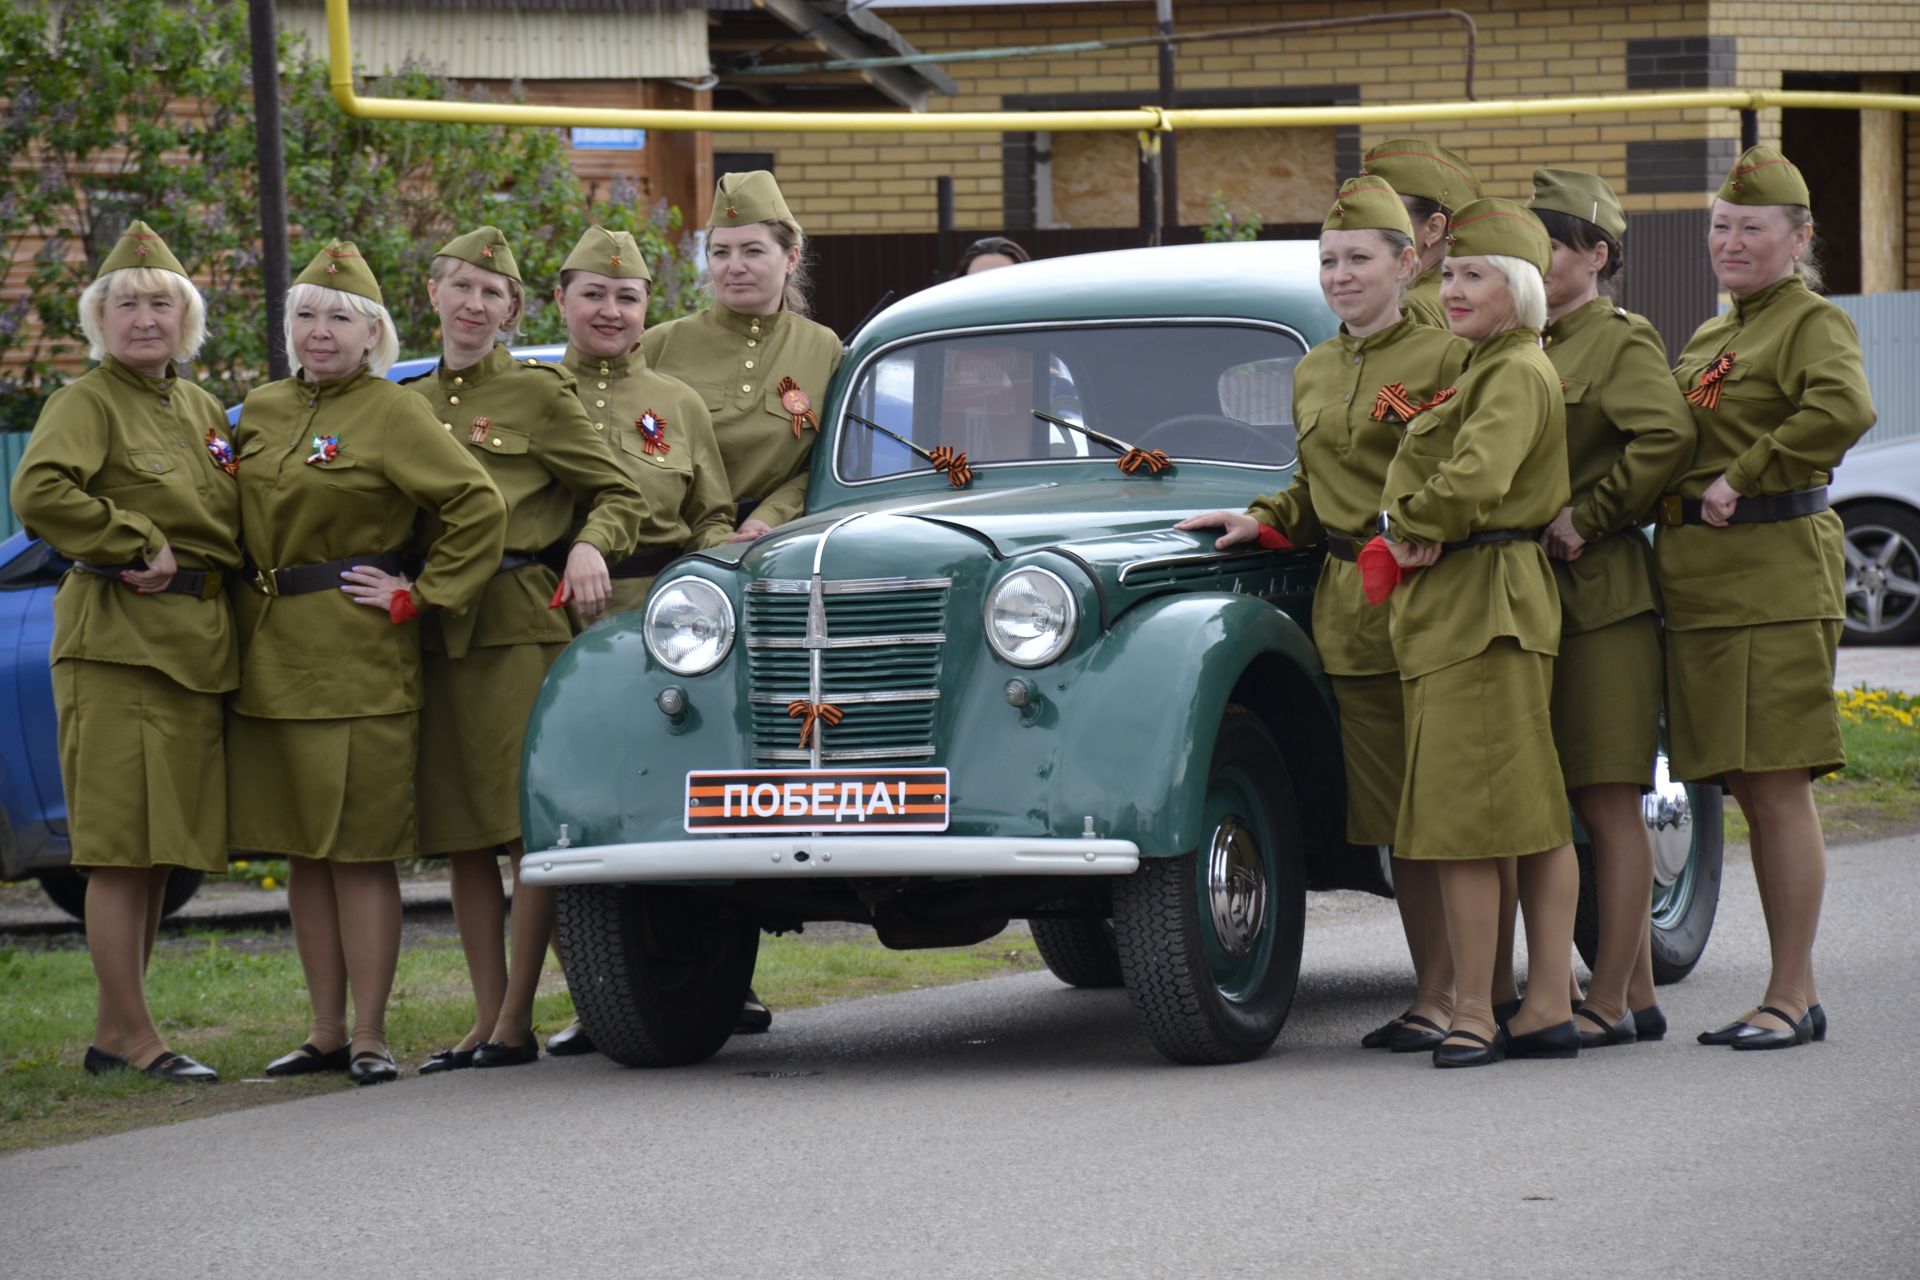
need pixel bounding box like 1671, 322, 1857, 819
685, 768, 950, 833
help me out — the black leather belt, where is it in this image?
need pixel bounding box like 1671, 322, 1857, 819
1656, 486, 1829, 528
497, 552, 543, 575
1442, 528, 1541, 553
1324, 533, 1368, 563
610, 547, 679, 580
251, 552, 405, 597
735, 497, 762, 525
78, 562, 226, 600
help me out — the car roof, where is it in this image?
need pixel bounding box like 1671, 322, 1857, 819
850, 241, 1332, 358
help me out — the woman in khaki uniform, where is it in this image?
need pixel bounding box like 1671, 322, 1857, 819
232, 242, 506, 1085
1177, 177, 1469, 1054
1528, 171, 1697, 1047
385, 226, 646, 1073
1359, 139, 1483, 330
1659, 148, 1875, 1050
541, 225, 735, 1058
1370, 199, 1580, 1068
10, 223, 239, 1083
641, 171, 843, 543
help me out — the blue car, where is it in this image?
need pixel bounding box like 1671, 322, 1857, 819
0, 346, 562, 917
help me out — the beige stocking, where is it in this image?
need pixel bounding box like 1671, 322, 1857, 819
286, 855, 349, 1051
1511, 843, 1580, 1036
1737, 769, 1825, 1031
140, 865, 169, 970
448, 847, 508, 1050
1436, 858, 1502, 1046
1572, 784, 1654, 1025
489, 841, 554, 1046
85, 866, 167, 1068
1390, 855, 1454, 1025
1491, 856, 1520, 1005
331, 861, 402, 1056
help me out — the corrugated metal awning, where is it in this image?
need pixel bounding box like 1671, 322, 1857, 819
710, 0, 958, 111
279, 1, 712, 80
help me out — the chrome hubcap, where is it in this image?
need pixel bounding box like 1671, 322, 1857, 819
1844, 525, 1920, 634
1645, 752, 1693, 888
1206, 815, 1267, 958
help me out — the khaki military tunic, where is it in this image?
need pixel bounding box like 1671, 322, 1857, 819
1403, 269, 1448, 330
406, 344, 648, 853
226, 369, 506, 861
1543, 299, 1696, 789
1246, 317, 1467, 844
10, 357, 242, 871
563, 343, 734, 616
1657, 275, 1875, 783
640, 304, 842, 528
1381, 327, 1572, 859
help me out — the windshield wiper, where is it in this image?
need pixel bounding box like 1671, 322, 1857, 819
1032, 408, 1172, 475
843, 411, 973, 488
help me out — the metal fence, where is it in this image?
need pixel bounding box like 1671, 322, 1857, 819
1828, 291, 1919, 448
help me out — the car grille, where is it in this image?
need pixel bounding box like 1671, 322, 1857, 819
744, 577, 950, 764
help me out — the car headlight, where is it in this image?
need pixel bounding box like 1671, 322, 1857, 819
985, 567, 1077, 668
644, 577, 735, 675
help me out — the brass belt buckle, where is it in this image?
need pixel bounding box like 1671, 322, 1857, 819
199, 571, 223, 601
251, 569, 279, 597
1658, 495, 1685, 527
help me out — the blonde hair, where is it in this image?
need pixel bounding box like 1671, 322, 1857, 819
1484, 254, 1549, 331
430, 254, 523, 339
1783, 206, 1825, 293
78, 267, 207, 364
703, 219, 814, 318
284, 282, 400, 378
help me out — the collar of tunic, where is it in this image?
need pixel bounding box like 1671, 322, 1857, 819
1730, 274, 1808, 324
1463, 325, 1542, 369
563, 343, 649, 382
1339, 313, 1422, 354
1543, 296, 1616, 347
294, 365, 374, 403
100, 354, 178, 400
709, 303, 787, 338
436, 342, 513, 391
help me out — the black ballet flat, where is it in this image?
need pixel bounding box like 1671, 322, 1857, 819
1574, 1006, 1637, 1048
546, 1022, 597, 1057
265, 1042, 350, 1077
1433, 1029, 1503, 1069
1386, 1013, 1448, 1054
1729, 1006, 1811, 1052
348, 1050, 398, 1085
1697, 1018, 1752, 1045
1492, 998, 1521, 1028
1808, 1003, 1827, 1042
735, 989, 772, 1035
83, 1046, 129, 1076
1502, 1020, 1581, 1060
417, 1047, 476, 1075
142, 1051, 218, 1083
472, 1037, 540, 1068
1360, 1012, 1413, 1050
1632, 1004, 1667, 1042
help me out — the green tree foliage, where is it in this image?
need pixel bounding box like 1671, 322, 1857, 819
1199, 191, 1263, 244
0, 0, 699, 426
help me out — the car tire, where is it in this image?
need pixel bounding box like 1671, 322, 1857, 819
1573, 756, 1723, 987
37, 868, 206, 921
1110, 707, 1306, 1064
1030, 909, 1123, 989
553, 883, 759, 1068
1840, 501, 1920, 646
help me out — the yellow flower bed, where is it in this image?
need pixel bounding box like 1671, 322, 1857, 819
1835, 685, 1919, 729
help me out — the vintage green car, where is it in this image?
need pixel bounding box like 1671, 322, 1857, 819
519, 241, 1723, 1066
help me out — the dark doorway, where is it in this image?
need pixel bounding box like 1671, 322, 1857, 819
1782, 72, 1861, 295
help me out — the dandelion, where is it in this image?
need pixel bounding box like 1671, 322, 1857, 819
260, 876, 278, 891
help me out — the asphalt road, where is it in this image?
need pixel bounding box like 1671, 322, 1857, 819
4, 833, 1917, 1280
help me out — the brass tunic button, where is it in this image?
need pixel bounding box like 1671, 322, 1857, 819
492, 437, 502, 446
597, 381, 608, 390
453, 376, 463, 385
1342, 394, 1351, 403
741, 383, 751, 393
449, 395, 460, 405
744, 360, 755, 370
443, 422, 453, 431
747, 339, 757, 348
152, 462, 164, 472
595, 399, 606, 408
158, 396, 170, 407
595, 423, 605, 430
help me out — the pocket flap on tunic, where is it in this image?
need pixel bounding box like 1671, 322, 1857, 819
126, 449, 176, 476
468, 426, 531, 456
1560, 377, 1590, 404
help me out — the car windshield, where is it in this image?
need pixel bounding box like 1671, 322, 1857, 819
836, 322, 1306, 482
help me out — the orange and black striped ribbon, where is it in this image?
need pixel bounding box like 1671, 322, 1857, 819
927, 445, 973, 488
1371, 382, 1420, 423
1417, 386, 1458, 413
787, 700, 844, 748
1117, 447, 1172, 475
1684, 353, 1736, 411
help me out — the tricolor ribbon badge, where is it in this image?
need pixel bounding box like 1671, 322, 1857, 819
305, 434, 340, 465
637, 409, 669, 456
205, 429, 238, 476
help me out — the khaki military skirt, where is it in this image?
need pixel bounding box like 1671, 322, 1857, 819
416, 641, 566, 855
1665, 618, 1844, 787
227, 711, 417, 862
53, 659, 227, 873
1330, 672, 1405, 846
1551, 612, 1663, 791
1396, 639, 1572, 860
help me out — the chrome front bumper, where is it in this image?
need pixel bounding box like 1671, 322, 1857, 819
519, 836, 1142, 884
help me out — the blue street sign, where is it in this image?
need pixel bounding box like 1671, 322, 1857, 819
572, 128, 647, 151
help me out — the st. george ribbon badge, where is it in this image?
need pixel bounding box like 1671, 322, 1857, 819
636, 409, 669, 456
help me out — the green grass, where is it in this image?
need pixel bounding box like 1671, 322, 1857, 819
1724, 686, 1920, 846
0, 926, 1039, 1154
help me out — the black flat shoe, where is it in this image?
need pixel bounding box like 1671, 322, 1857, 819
1361, 1012, 1413, 1050
1492, 998, 1521, 1027
735, 990, 772, 1035
1632, 1004, 1667, 1042
417, 1047, 477, 1075
1808, 1003, 1827, 1042
84, 1046, 129, 1076
348, 1050, 398, 1085
546, 1022, 596, 1057
1729, 1006, 1811, 1051
1574, 1006, 1637, 1048
1433, 1029, 1503, 1069
472, 1037, 540, 1068
142, 1051, 218, 1083
265, 1042, 350, 1077
1502, 1020, 1581, 1060
1387, 1013, 1448, 1054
